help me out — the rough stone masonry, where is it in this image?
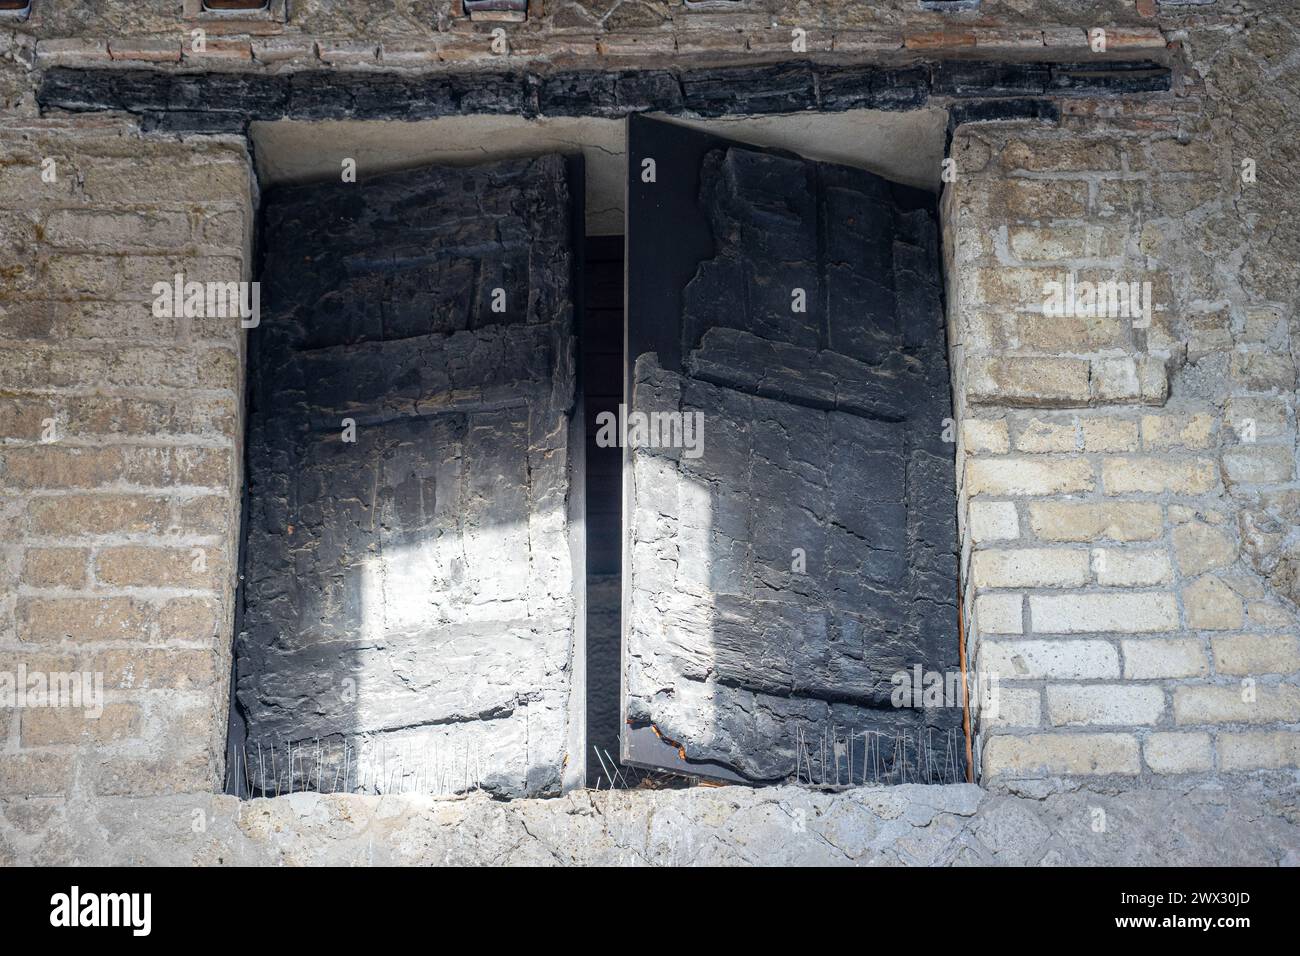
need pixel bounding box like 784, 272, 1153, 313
1, 0, 1299, 865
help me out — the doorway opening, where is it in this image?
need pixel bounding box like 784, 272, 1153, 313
228, 107, 959, 798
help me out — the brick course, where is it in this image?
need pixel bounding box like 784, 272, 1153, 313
0, 121, 253, 798
948, 119, 1300, 787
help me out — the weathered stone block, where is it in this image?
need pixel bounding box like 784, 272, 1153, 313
968, 501, 1019, 542
1102, 456, 1218, 494
120, 447, 234, 490
17, 596, 153, 643
981, 686, 1041, 728
43, 209, 192, 251
81, 157, 251, 205
1122, 638, 1209, 678
94, 546, 224, 589
0, 753, 72, 796
159, 597, 220, 642
976, 593, 1024, 634
1028, 501, 1163, 542
1218, 732, 1300, 771
1141, 412, 1215, 450
1182, 575, 1244, 630
1029, 592, 1179, 633
1000, 138, 1122, 172
1046, 684, 1165, 726
89, 648, 217, 690
1013, 416, 1076, 453
972, 548, 1090, 588
1224, 398, 1289, 442
20, 703, 142, 746
962, 418, 1009, 454
1089, 356, 1167, 404
968, 356, 1091, 406
1144, 732, 1213, 774
0, 447, 123, 490
967, 458, 1094, 496
1174, 685, 1300, 724
1211, 634, 1300, 676
1091, 547, 1171, 586
1147, 138, 1219, 173
21, 547, 88, 588
1081, 417, 1140, 452
93, 754, 212, 796
1223, 446, 1294, 485
1230, 351, 1297, 392
983, 733, 1140, 776
26, 495, 170, 536
980, 639, 1120, 679
1172, 521, 1236, 575
988, 180, 1088, 220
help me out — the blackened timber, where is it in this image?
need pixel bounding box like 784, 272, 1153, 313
681, 63, 819, 116
816, 65, 929, 112
38, 60, 1172, 131
1049, 60, 1172, 95
946, 98, 1061, 136
234, 155, 584, 798
621, 116, 962, 785
933, 61, 1051, 97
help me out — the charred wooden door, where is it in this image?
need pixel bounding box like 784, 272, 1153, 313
234, 155, 585, 798
622, 116, 962, 785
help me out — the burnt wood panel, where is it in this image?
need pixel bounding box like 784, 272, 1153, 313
623, 116, 962, 785
235, 155, 583, 798
36, 61, 1170, 133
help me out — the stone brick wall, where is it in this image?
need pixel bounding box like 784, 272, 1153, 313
945, 108, 1300, 788
1, 0, 1298, 865
0, 118, 255, 798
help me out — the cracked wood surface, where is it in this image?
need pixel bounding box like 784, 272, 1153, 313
623, 118, 962, 784
235, 155, 580, 797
